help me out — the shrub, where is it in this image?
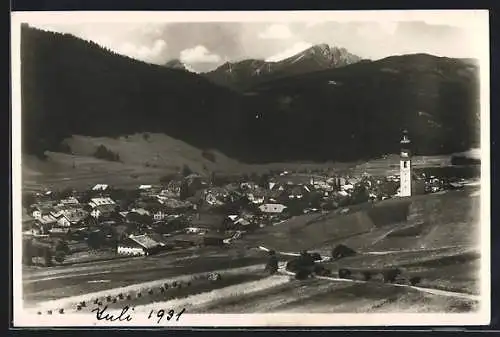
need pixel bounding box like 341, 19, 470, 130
54, 251, 66, 263
58, 142, 73, 154
409, 276, 422, 286
295, 269, 311, 280
94, 145, 120, 162
338, 268, 351, 279
181, 165, 192, 177
201, 149, 216, 163
331, 244, 357, 260
143, 133, 151, 141
383, 269, 401, 283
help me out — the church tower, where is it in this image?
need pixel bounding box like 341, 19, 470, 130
399, 129, 412, 197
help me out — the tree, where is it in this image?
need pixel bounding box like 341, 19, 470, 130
202, 149, 216, 162
22, 239, 33, 266
160, 173, 178, 184
179, 179, 189, 201
350, 183, 369, 204
44, 248, 53, 267
55, 240, 70, 255
58, 187, 74, 199
22, 193, 35, 209
181, 165, 192, 177
54, 250, 66, 263
258, 173, 270, 188
210, 172, 217, 186
87, 231, 103, 250
94, 145, 120, 162
58, 142, 72, 154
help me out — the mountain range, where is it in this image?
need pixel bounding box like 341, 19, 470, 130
201, 44, 363, 91
20, 24, 480, 164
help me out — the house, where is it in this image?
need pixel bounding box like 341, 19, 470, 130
259, 203, 287, 214
240, 182, 259, 191
138, 185, 152, 190
247, 193, 265, 204
287, 185, 311, 199
130, 208, 150, 216
48, 226, 71, 235
156, 196, 192, 211
234, 217, 251, 227
117, 234, 166, 256
203, 188, 228, 206
88, 197, 116, 208
152, 209, 169, 221
185, 227, 208, 234
35, 214, 58, 227
90, 204, 117, 219
59, 196, 79, 206
341, 184, 354, 192
92, 184, 109, 191
55, 209, 89, 227
30, 203, 55, 219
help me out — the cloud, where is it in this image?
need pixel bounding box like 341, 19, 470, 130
116, 39, 167, 63
180, 45, 221, 64
266, 41, 313, 62
28, 19, 480, 67
258, 24, 293, 39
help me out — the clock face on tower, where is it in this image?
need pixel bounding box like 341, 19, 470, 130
401, 151, 409, 157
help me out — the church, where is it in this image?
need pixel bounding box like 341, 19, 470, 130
398, 130, 425, 197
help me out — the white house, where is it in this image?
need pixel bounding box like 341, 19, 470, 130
138, 185, 152, 190
31, 204, 54, 219
247, 193, 265, 204
92, 184, 109, 191
90, 204, 116, 219
88, 197, 116, 208
259, 203, 287, 214
153, 209, 169, 221
185, 227, 208, 234
59, 196, 79, 206
117, 234, 164, 256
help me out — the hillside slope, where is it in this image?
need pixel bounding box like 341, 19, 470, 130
241, 53, 480, 162
22, 133, 248, 191
21, 24, 249, 160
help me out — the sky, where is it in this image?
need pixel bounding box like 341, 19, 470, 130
26, 14, 484, 73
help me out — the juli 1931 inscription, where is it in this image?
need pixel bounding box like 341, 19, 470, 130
91, 304, 186, 324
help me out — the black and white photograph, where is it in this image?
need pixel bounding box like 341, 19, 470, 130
11, 10, 490, 327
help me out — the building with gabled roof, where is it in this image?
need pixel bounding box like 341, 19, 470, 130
117, 234, 167, 256
89, 197, 116, 208
92, 184, 109, 191
259, 203, 287, 214
55, 208, 89, 227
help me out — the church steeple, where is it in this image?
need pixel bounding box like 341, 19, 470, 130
400, 129, 412, 197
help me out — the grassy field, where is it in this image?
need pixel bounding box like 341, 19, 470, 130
247, 187, 479, 255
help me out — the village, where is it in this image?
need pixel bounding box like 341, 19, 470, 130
22, 164, 468, 268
